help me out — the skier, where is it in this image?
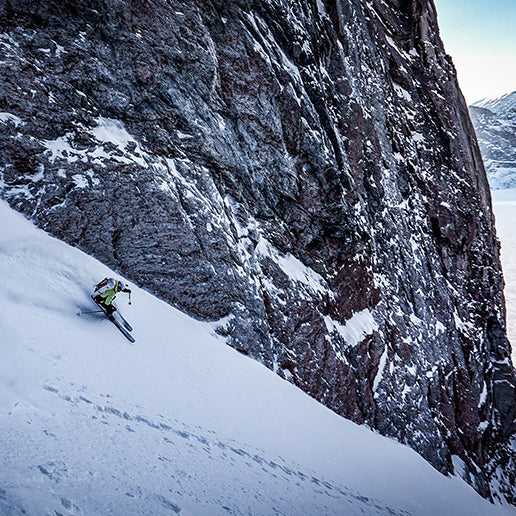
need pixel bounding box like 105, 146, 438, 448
93, 277, 132, 315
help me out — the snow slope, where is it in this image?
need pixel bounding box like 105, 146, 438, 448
0, 200, 514, 516
493, 188, 516, 364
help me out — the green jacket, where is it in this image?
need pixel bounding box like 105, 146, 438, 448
98, 280, 124, 306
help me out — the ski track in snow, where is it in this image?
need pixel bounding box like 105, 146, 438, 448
0, 199, 515, 516
2, 384, 396, 515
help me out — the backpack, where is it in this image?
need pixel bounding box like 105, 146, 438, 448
94, 277, 110, 292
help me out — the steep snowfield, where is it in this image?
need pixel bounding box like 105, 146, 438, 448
0, 200, 514, 516
493, 189, 516, 363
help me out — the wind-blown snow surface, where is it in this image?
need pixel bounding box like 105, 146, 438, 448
0, 201, 513, 516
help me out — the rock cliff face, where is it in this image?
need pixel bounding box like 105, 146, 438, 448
470, 92, 516, 190
0, 0, 515, 502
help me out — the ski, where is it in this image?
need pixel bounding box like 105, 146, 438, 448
107, 313, 136, 343
90, 296, 135, 343
112, 310, 133, 332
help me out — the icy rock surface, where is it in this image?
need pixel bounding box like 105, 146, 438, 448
470, 92, 516, 190
0, 0, 515, 502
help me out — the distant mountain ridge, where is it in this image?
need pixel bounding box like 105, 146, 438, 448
473, 92, 516, 118
470, 91, 516, 190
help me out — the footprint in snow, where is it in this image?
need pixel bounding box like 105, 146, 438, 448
60, 497, 81, 513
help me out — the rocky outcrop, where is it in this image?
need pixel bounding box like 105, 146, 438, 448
0, 0, 515, 502
470, 92, 516, 190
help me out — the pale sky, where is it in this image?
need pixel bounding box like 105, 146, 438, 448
433, 0, 516, 104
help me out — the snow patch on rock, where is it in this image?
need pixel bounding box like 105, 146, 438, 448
324, 309, 378, 348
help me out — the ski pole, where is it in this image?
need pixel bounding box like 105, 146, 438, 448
78, 310, 104, 315
128, 291, 132, 305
